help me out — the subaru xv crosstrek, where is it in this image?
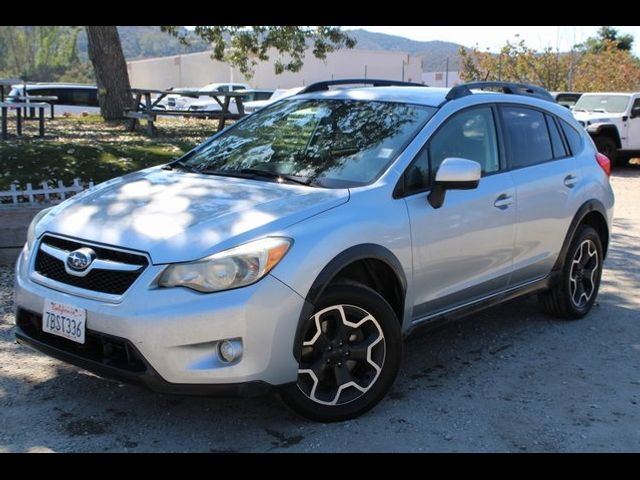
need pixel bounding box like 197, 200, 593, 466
14, 80, 615, 422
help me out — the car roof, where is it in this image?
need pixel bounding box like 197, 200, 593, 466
579, 92, 636, 96
296, 86, 451, 107
13, 83, 96, 89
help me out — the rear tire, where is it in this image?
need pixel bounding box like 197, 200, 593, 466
538, 225, 603, 319
594, 135, 618, 165
279, 283, 402, 422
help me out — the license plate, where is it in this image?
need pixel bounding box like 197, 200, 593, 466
42, 299, 86, 344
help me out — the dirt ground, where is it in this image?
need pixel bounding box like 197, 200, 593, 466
1, 166, 639, 453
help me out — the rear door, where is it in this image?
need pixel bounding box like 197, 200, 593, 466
501, 105, 585, 284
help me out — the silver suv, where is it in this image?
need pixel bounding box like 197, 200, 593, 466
14, 80, 615, 422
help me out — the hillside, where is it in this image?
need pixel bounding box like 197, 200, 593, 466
346, 29, 465, 71
76, 27, 464, 72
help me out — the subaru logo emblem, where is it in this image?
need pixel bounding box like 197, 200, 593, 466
66, 248, 96, 271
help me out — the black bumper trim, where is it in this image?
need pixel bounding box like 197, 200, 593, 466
15, 325, 273, 398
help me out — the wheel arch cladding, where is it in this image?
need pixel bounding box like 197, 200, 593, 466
554, 199, 610, 275
292, 244, 407, 361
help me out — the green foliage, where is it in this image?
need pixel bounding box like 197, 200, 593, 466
161, 26, 356, 78
0, 26, 93, 82
580, 26, 634, 53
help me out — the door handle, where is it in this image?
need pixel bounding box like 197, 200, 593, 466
564, 174, 577, 188
494, 193, 513, 210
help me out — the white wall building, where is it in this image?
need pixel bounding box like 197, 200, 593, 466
422, 70, 461, 88
126, 49, 424, 90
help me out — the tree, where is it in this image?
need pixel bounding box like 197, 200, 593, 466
0, 26, 88, 82
459, 37, 570, 91
459, 31, 640, 92
581, 26, 634, 53
85, 26, 134, 121
160, 26, 356, 78
573, 40, 640, 92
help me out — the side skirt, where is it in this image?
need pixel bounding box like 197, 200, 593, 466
405, 273, 559, 338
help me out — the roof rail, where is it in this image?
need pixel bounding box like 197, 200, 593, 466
299, 78, 426, 94
445, 81, 554, 102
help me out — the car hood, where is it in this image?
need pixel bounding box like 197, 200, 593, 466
572, 111, 618, 124
38, 166, 349, 264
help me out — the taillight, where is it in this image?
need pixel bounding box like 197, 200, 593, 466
595, 153, 611, 177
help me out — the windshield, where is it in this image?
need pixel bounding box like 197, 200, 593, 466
7, 87, 23, 102
182, 98, 435, 188
573, 94, 631, 113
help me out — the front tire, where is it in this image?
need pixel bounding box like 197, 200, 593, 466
279, 283, 402, 422
538, 225, 603, 319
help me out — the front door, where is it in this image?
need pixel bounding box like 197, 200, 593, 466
627, 97, 640, 149
402, 106, 516, 321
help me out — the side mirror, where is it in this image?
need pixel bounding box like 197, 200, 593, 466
428, 157, 481, 209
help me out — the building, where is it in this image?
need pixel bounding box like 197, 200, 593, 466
126, 49, 424, 90
422, 70, 461, 88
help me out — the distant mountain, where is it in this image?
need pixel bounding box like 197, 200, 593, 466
345, 29, 465, 71
77, 27, 211, 60
76, 27, 465, 72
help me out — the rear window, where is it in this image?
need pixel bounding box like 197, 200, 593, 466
500, 106, 553, 168
546, 115, 568, 158
559, 120, 584, 155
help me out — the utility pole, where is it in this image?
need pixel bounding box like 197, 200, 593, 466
401, 60, 405, 82
364, 64, 368, 80
445, 57, 449, 87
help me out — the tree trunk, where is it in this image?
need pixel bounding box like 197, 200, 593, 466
85, 26, 133, 120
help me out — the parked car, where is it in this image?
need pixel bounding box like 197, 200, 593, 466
15, 80, 614, 422
572, 92, 640, 166
187, 89, 275, 114
550, 91, 583, 109
243, 87, 305, 114
7, 83, 99, 115
156, 82, 250, 111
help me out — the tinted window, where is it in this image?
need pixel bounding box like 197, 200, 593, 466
429, 107, 499, 178
546, 115, 568, 158
501, 106, 553, 168
52, 88, 98, 107
559, 120, 584, 155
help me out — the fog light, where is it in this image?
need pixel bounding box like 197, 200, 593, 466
218, 339, 242, 363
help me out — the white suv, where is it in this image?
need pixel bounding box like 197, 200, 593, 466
573, 92, 640, 165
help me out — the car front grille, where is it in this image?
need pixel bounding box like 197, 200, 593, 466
34, 235, 148, 296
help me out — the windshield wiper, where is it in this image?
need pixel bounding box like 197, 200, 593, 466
238, 168, 314, 186
162, 159, 199, 173
197, 168, 316, 186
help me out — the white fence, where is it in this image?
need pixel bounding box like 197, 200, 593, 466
0, 179, 94, 205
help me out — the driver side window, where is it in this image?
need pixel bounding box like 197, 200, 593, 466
402, 106, 499, 196
429, 107, 499, 180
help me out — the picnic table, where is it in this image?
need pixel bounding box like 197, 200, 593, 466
125, 88, 248, 136
12, 95, 58, 119
1, 101, 49, 140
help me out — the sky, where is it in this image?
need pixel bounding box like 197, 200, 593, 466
344, 26, 640, 56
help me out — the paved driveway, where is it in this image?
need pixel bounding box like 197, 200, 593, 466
1, 166, 639, 452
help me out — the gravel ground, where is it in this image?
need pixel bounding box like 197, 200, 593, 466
1, 166, 639, 453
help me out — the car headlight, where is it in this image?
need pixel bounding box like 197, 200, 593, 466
158, 237, 292, 293
26, 207, 53, 251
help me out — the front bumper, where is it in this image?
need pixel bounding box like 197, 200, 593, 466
14, 244, 308, 390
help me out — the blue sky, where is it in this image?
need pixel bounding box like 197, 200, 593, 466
344, 26, 640, 56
